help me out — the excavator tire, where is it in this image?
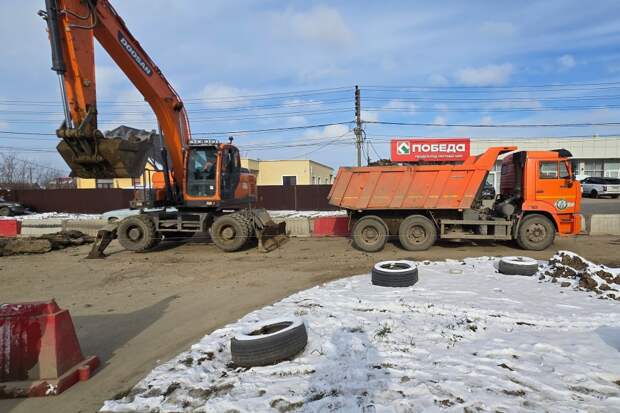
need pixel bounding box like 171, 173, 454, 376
117, 215, 161, 252
211, 213, 249, 252
237, 210, 257, 246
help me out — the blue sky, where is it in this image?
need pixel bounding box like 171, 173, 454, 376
2, 0, 620, 173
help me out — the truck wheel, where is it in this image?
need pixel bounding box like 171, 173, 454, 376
398, 215, 437, 251
352, 215, 388, 252
118, 215, 160, 252
0, 207, 11, 217
516, 214, 555, 251
211, 214, 248, 252
231, 319, 307, 367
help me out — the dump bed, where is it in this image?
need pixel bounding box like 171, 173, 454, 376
328, 146, 516, 211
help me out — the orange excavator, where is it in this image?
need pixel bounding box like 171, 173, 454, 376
39, 0, 285, 257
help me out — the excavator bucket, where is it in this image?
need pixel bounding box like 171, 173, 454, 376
57, 126, 154, 179
252, 209, 288, 252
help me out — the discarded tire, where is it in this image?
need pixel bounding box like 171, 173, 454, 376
372, 260, 418, 287
231, 318, 308, 367
498, 256, 539, 276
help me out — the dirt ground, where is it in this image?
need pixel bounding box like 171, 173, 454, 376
1, 234, 620, 413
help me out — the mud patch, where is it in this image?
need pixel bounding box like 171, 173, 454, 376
540, 251, 620, 300
0, 230, 93, 256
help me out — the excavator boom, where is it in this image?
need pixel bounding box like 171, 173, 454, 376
41, 0, 189, 182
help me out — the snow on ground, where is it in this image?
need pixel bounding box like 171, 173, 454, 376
267, 210, 346, 219
0, 212, 102, 220
102, 253, 620, 412
0, 210, 342, 221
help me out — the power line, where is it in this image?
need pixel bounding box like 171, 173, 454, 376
365, 121, 620, 128
194, 121, 353, 136
0, 86, 354, 105
361, 80, 620, 91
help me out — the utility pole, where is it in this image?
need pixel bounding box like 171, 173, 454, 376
354, 85, 363, 166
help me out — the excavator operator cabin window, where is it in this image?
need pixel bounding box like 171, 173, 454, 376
188, 147, 218, 197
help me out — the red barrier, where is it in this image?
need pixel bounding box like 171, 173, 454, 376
0, 300, 99, 398
0, 220, 21, 237
312, 216, 350, 237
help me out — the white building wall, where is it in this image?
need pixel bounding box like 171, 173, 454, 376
471, 136, 620, 188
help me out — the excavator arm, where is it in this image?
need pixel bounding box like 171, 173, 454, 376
40, 0, 189, 185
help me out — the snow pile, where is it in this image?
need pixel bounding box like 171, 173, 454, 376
102, 255, 620, 412
0, 212, 102, 221
267, 210, 346, 219
539, 251, 620, 300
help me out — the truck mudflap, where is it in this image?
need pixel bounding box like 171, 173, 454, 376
250, 209, 288, 253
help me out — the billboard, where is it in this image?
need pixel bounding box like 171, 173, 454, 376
391, 138, 470, 162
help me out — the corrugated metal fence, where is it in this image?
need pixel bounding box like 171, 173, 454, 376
6, 185, 336, 213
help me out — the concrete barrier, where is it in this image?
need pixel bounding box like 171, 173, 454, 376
62, 219, 108, 236
273, 218, 311, 237
19, 219, 64, 236
589, 214, 620, 235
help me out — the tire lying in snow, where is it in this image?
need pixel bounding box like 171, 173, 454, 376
372, 260, 418, 287
231, 318, 308, 367
498, 256, 539, 276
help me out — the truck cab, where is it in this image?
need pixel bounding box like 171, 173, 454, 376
500, 149, 581, 241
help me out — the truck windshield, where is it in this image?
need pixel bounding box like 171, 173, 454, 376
187, 147, 218, 197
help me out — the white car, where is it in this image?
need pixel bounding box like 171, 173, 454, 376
580, 177, 620, 198
102, 207, 178, 222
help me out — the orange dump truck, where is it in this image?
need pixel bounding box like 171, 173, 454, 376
328, 146, 581, 252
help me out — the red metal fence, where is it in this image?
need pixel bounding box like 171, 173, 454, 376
6, 185, 336, 213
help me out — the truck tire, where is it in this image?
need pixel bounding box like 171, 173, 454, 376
516, 214, 555, 251
372, 260, 418, 287
498, 256, 539, 276
117, 215, 161, 252
231, 319, 307, 367
0, 207, 11, 217
398, 215, 437, 251
352, 215, 388, 252
211, 214, 249, 252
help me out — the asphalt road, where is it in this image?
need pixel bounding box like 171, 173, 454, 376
581, 197, 620, 214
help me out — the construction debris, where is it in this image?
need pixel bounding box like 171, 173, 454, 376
539, 251, 620, 300
0, 231, 93, 256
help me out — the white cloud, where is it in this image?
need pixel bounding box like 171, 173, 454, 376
96, 66, 127, 99
428, 74, 449, 86
480, 22, 516, 37
200, 83, 251, 109
384, 100, 417, 112
557, 54, 576, 70
361, 110, 379, 122
271, 6, 352, 48
433, 115, 447, 126
286, 116, 308, 126
303, 123, 351, 139
455, 63, 514, 86
480, 115, 493, 125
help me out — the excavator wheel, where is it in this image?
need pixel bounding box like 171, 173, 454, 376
117, 215, 161, 252
211, 214, 249, 252
237, 210, 257, 246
